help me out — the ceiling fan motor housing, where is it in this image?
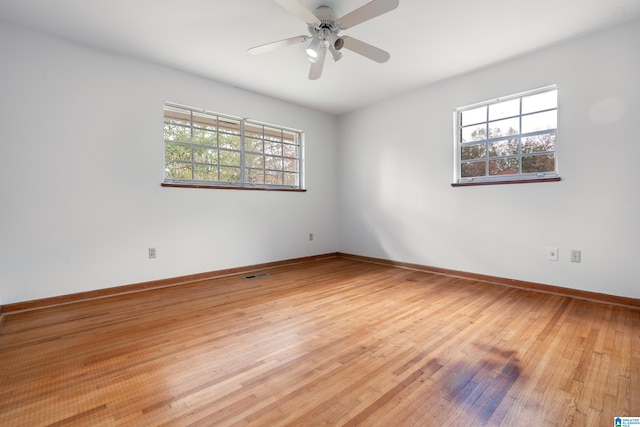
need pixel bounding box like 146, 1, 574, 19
314, 6, 338, 30
308, 6, 344, 49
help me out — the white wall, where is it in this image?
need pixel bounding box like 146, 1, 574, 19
338, 20, 640, 299
0, 22, 339, 304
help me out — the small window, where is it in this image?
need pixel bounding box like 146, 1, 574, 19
454, 85, 558, 185
163, 103, 304, 190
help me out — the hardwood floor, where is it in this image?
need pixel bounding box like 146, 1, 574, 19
0, 257, 638, 426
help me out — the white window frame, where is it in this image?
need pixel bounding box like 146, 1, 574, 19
163, 102, 304, 191
453, 85, 559, 185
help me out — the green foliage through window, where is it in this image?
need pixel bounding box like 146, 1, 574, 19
163, 103, 303, 189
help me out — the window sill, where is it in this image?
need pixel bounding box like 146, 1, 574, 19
161, 182, 307, 192
451, 177, 561, 187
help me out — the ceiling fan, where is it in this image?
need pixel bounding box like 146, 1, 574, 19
248, 0, 399, 80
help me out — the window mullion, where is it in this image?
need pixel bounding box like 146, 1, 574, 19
190, 110, 195, 181
518, 97, 523, 174
279, 129, 284, 186
216, 116, 221, 183
485, 107, 489, 177
262, 126, 266, 183
240, 120, 246, 185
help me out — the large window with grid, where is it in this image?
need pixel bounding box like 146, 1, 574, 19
163, 103, 303, 190
454, 85, 558, 185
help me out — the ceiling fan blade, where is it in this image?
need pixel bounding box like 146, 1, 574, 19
337, 0, 399, 30
276, 0, 320, 25
341, 36, 390, 63
308, 46, 327, 80
247, 35, 310, 55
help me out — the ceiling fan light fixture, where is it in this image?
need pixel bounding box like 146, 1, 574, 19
305, 37, 322, 59
329, 34, 344, 51
329, 45, 343, 62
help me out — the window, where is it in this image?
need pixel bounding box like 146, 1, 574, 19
453, 85, 558, 185
163, 102, 303, 190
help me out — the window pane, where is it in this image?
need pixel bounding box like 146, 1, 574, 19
165, 162, 192, 180
219, 119, 241, 135
265, 156, 283, 170
283, 143, 297, 158
522, 110, 557, 133
489, 139, 518, 157
461, 143, 486, 161
193, 147, 218, 164
488, 117, 519, 138
247, 168, 264, 184
164, 123, 191, 143
265, 142, 282, 156
265, 170, 283, 185
264, 126, 283, 142
284, 172, 298, 186
522, 133, 556, 153
245, 137, 263, 153
245, 125, 263, 139
219, 150, 240, 166
461, 161, 486, 178
283, 131, 297, 144
461, 125, 486, 142
489, 98, 520, 121
246, 153, 264, 168
192, 129, 216, 145
522, 154, 555, 173
219, 166, 241, 183
461, 106, 486, 126
219, 134, 240, 150
489, 158, 519, 176
283, 158, 298, 172
192, 111, 217, 131
165, 143, 192, 162
522, 90, 557, 114
194, 165, 218, 181
164, 107, 191, 127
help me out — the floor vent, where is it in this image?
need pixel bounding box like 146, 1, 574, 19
243, 273, 270, 280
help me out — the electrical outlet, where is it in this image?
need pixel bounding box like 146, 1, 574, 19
309, 233, 314, 241
148, 247, 156, 259
571, 250, 581, 263
546, 247, 558, 261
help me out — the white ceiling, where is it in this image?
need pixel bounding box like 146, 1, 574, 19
2, 0, 640, 115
